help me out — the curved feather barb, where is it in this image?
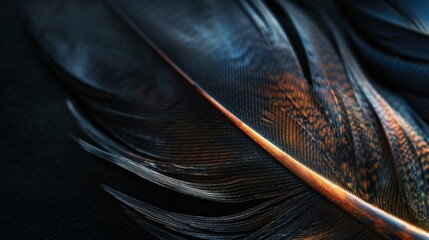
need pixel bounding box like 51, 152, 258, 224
340, 0, 429, 123
22, 0, 429, 239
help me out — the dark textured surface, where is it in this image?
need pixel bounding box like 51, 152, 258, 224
0, 2, 148, 239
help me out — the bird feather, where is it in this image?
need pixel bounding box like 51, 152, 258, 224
22, 0, 429, 238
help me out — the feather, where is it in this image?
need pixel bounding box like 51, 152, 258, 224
340, 0, 429, 123
340, 0, 429, 62
22, 0, 429, 238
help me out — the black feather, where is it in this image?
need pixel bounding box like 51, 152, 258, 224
22, 0, 429, 239
341, 0, 429, 123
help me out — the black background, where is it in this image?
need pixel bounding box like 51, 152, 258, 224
0, 2, 167, 239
